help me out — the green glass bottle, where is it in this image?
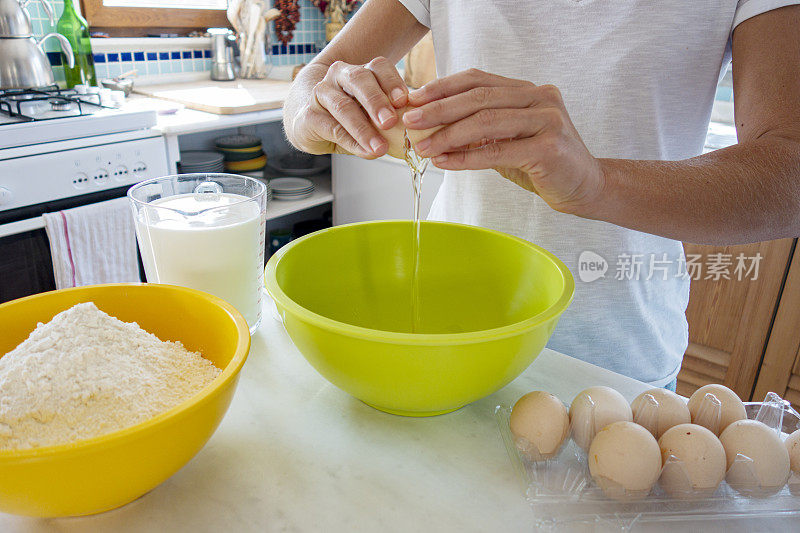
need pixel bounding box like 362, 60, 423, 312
56, 0, 97, 88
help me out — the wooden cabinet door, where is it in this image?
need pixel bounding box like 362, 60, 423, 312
753, 242, 800, 408
677, 239, 794, 400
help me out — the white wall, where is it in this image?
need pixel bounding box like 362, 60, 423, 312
332, 155, 444, 225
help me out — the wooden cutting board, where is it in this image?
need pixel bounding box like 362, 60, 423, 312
133, 79, 292, 115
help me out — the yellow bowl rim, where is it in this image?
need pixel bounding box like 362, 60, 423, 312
0, 283, 251, 460
264, 220, 575, 346
215, 144, 263, 153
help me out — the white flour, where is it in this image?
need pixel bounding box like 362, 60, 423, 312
0, 302, 221, 450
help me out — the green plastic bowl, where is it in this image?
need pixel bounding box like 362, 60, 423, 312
264, 220, 574, 416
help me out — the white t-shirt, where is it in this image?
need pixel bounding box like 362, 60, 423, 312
397, 0, 798, 386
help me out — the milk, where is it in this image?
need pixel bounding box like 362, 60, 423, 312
135, 192, 265, 328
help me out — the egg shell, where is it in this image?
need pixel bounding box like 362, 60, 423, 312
687, 384, 746, 436
569, 386, 633, 451
588, 421, 662, 501
786, 429, 800, 474
632, 388, 691, 440
379, 106, 444, 160
509, 391, 569, 461
658, 423, 726, 498
719, 419, 790, 496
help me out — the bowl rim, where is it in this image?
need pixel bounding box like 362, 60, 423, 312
264, 220, 575, 346
0, 283, 250, 460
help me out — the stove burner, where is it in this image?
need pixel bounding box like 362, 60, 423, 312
0, 85, 108, 123
49, 98, 74, 111
7, 93, 36, 101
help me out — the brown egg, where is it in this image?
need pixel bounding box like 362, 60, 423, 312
719, 419, 790, 496
786, 429, 800, 496
510, 391, 569, 461
687, 384, 746, 436
379, 106, 444, 160
658, 423, 726, 498
786, 429, 800, 474
569, 386, 633, 451
588, 421, 662, 501
632, 388, 691, 440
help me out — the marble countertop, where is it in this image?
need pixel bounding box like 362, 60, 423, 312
1, 297, 795, 532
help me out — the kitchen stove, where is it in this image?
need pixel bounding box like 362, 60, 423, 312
0, 86, 158, 150
0, 85, 169, 302
0, 85, 104, 121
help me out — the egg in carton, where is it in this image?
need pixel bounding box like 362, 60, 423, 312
687, 383, 747, 436
568, 386, 632, 452
631, 387, 690, 440
495, 387, 800, 529
786, 428, 800, 496
717, 392, 795, 497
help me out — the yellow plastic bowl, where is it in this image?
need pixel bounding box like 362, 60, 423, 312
0, 283, 250, 517
224, 154, 268, 172
265, 220, 574, 417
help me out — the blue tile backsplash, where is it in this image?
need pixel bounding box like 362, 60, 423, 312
84, 41, 320, 80
87, 50, 214, 78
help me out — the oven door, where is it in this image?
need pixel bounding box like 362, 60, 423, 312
0, 185, 145, 304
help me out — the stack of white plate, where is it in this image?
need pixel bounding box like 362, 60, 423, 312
270, 177, 314, 201
179, 151, 225, 174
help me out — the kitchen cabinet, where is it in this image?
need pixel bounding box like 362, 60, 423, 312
753, 243, 800, 407
678, 238, 797, 405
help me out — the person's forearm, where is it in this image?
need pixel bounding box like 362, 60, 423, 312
587, 129, 800, 245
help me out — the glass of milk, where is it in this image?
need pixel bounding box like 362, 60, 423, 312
128, 174, 268, 334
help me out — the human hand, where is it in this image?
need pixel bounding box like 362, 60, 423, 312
404, 69, 605, 215
289, 57, 409, 158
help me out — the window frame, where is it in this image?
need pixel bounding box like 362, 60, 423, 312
80, 0, 230, 36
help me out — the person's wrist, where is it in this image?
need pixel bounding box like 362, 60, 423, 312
578, 157, 620, 221
572, 157, 612, 220
550, 157, 610, 220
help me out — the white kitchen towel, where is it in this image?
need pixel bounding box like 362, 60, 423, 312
43, 197, 139, 288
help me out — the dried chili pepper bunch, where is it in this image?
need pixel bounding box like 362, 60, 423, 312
274, 0, 301, 45
311, 0, 359, 15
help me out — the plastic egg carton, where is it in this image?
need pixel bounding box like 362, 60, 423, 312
495, 392, 800, 530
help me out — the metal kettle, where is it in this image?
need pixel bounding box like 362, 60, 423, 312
208, 27, 237, 81
0, 0, 74, 89
0, 33, 75, 89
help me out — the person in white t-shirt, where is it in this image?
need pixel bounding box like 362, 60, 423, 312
282, 1, 800, 388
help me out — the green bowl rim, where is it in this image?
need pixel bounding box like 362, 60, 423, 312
0, 283, 251, 460
264, 220, 575, 346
